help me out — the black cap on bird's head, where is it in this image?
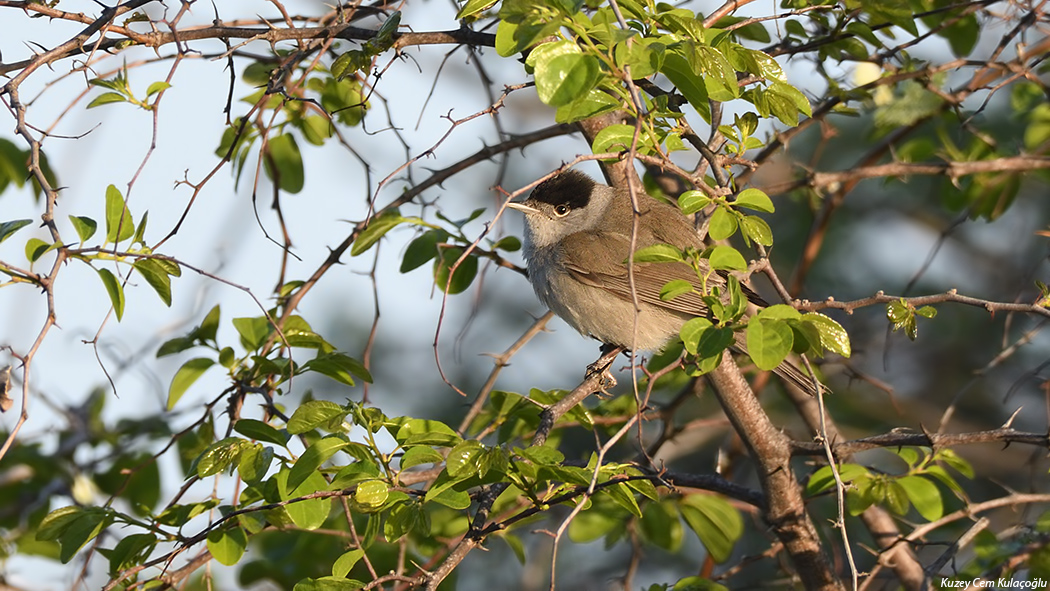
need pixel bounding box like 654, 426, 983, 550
528, 169, 597, 212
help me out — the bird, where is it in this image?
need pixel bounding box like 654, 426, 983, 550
507, 169, 822, 396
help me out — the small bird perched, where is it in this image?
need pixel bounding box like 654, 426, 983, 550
507, 169, 820, 396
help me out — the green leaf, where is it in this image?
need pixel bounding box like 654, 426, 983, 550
234, 419, 290, 447
25, 238, 57, 262
304, 352, 373, 386
680, 317, 734, 359
106, 533, 156, 575
555, 89, 621, 124
707, 207, 737, 240
746, 307, 797, 370
592, 123, 651, 156
640, 500, 683, 552
207, 526, 247, 566
632, 244, 684, 263
433, 247, 478, 295
678, 191, 711, 215
232, 316, 271, 351
739, 215, 773, 246
800, 313, 851, 358
196, 437, 249, 478
68, 216, 97, 243
395, 418, 462, 447
0, 219, 32, 244
96, 267, 126, 321
898, 475, 943, 521
807, 463, 871, 496
264, 134, 305, 194
401, 446, 444, 469
275, 469, 332, 530
104, 185, 135, 243
333, 549, 365, 578
352, 209, 406, 257
167, 357, 215, 410
707, 245, 746, 271
446, 440, 484, 478
457, 0, 497, 20
87, 92, 128, 109
287, 400, 348, 435
289, 435, 351, 490
145, 81, 171, 98
734, 188, 774, 213
354, 480, 389, 511
400, 230, 447, 273
133, 258, 174, 306
660, 50, 711, 120
535, 52, 601, 107
293, 577, 366, 591
132, 211, 149, 245
660, 279, 694, 301
679, 494, 743, 563
602, 482, 642, 518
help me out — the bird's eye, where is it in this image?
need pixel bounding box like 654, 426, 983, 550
554, 204, 570, 216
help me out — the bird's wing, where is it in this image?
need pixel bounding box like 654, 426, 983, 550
558, 231, 720, 316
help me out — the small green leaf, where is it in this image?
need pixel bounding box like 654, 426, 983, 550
915, 305, 937, 319
446, 440, 485, 478
707, 245, 746, 271
289, 435, 351, 490
87, 92, 128, 109
679, 494, 743, 563
660, 279, 694, 301
104, 185, 135, 243
401, 446, 444, 469
0, 219, 32, 244
207, 526, 247, 566
146, 81, 171, 98
592, 123, 652, 156
355, 480, 389, 510
333, 549, 365, 578
800, 313, 851, 358
746, 309, 795, 371
554, 89, 621, 124
287, 400, 348, 435
640, 500, 683, 552
395, 418, 462, 447
352, 209, 406, 256
232, 316, 271, 351
678, 191, 711, 215
25, 238, 57, 262
167, 357, 215, 410
632, 244, 684, 263
132, 211, 149, 245
234, 419, 289, 447
304, 352, 373, 386
95, 267, 126, 321
734, 188, 775, 213
196, 437, 249, 478
263, 134, 305, 194
68, 216, 97, 243
535, 52, 601, 107
898, 475, 943, 521
400, 230, 447, 273
433, 247, 478, 294
133, 258, 173, 306
456, 0, 497, 20
708, 207, 737, 240
740, 215, 773, 246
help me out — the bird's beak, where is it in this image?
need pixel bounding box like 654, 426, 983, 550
506, 201, 539, 215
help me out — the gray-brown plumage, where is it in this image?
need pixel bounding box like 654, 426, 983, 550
508, 169, 821, 396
